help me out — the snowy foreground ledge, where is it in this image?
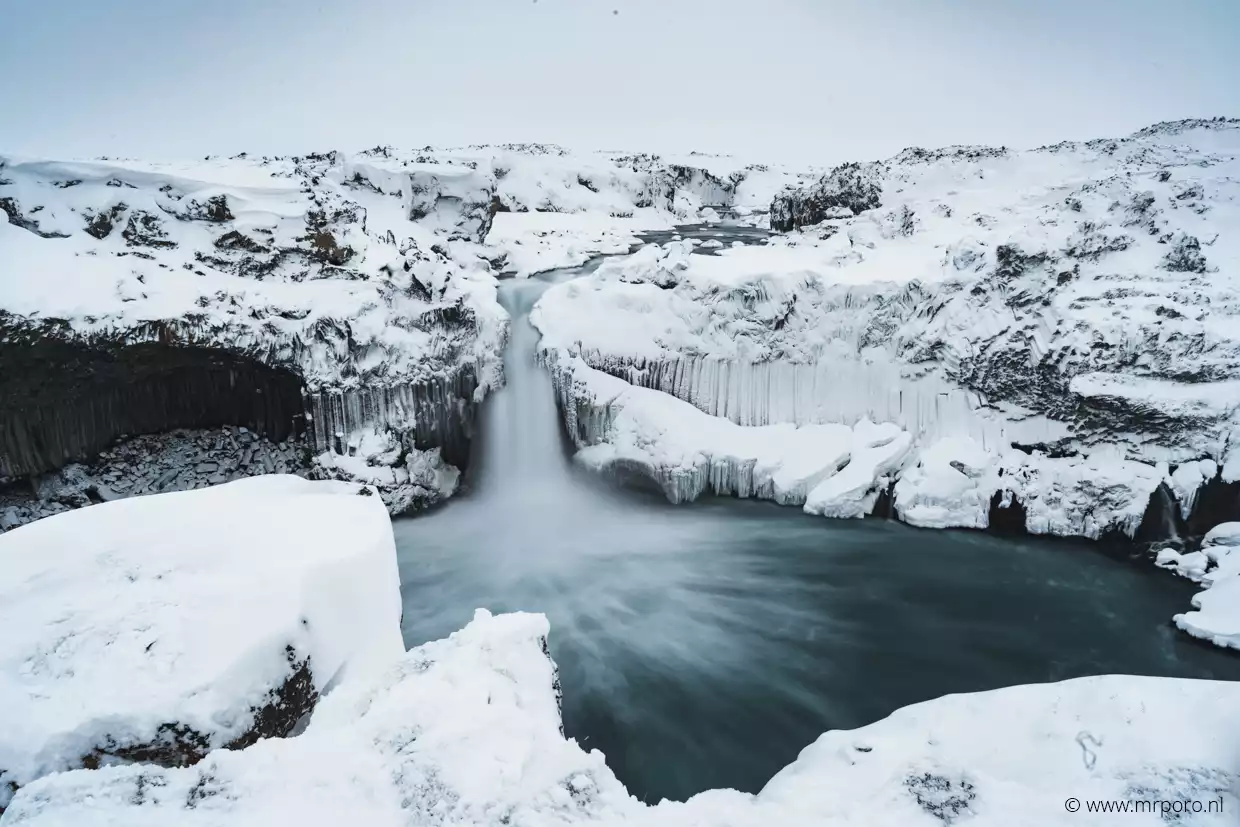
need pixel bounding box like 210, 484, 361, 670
0, 476, 403, 809
6, 607, 1238, 826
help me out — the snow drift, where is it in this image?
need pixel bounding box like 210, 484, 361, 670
0, 476, 403, 809
5, 609, 1237, 826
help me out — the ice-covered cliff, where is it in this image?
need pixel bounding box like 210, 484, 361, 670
534, 118, 1240, 544
0, 149, 507, 518
0, 144, 804, 529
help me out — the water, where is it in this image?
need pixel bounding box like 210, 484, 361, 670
393, 232, 1240, 804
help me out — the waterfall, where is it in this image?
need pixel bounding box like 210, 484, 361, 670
479, 278, 578, 501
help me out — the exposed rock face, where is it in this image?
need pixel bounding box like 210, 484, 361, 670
770, 161, 884, 231
0, 336, 305, 479
0, 427, 309, 532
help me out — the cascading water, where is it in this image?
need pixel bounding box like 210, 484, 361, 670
392, 229, 1240, 804
478, 277, 581, 504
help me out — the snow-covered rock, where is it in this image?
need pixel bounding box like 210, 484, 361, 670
1174, 521, 1240, 650
0, 476, 403, 809
6, 608, 1238, 826
0, 151, 506, 517
0, 144, 814, 526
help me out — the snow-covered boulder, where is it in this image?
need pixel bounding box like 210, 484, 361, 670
0, 476, 403, 809
1, 609, 640, 827
405, 164, 497, 242
1174, 522, 1240, 650
6, 608, 1239, 826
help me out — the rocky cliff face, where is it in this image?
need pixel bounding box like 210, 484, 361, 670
536, 119, 1240, 542
0, 144, 788, 530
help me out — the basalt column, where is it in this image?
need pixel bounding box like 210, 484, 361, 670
0, 339, 305, 479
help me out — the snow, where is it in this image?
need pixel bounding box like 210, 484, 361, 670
892, 437, 1166, 539
7, 609, 1239, 826
1, 143, 817, 518
1174, 522, 1240, 650
529, 119, 1240, 541
1168, 459, 1219, 519
893, 437, 1002, 530
485, 211, 657, 278
0, 476, 403, 807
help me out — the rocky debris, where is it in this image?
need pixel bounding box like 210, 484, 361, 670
0, 427, 309, 533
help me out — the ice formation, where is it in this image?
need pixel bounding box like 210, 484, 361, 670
546, 354, 909, 514
0, 476, 403, 810
534, 119, 1240, 541
6, 608, 1238, 826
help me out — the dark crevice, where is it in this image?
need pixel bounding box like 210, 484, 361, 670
0, 340, 305, 478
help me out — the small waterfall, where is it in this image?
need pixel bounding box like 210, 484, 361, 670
478, 277, 582, 507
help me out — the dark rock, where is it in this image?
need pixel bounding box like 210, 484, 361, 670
987, 490, 1028, 535
770, 161, 883, 232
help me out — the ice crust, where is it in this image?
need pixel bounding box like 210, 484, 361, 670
0, 476, 403, 809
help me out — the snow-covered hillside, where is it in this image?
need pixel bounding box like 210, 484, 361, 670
7, 608, 1238, 826
535, 118, 1240, 544
0, 144, 807, 529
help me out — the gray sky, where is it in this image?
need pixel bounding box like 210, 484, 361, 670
2, 0, 1237, 164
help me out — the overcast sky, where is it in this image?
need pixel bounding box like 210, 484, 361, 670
2, 0, 1237, 164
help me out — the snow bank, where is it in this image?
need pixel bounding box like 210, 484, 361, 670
0, 476, 403, 808
7, 610, 1238, 826
2, 609, 640, 827
1174, 522, 1240, 650
546, 355, 908, 516
894, 437, 1165, 539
